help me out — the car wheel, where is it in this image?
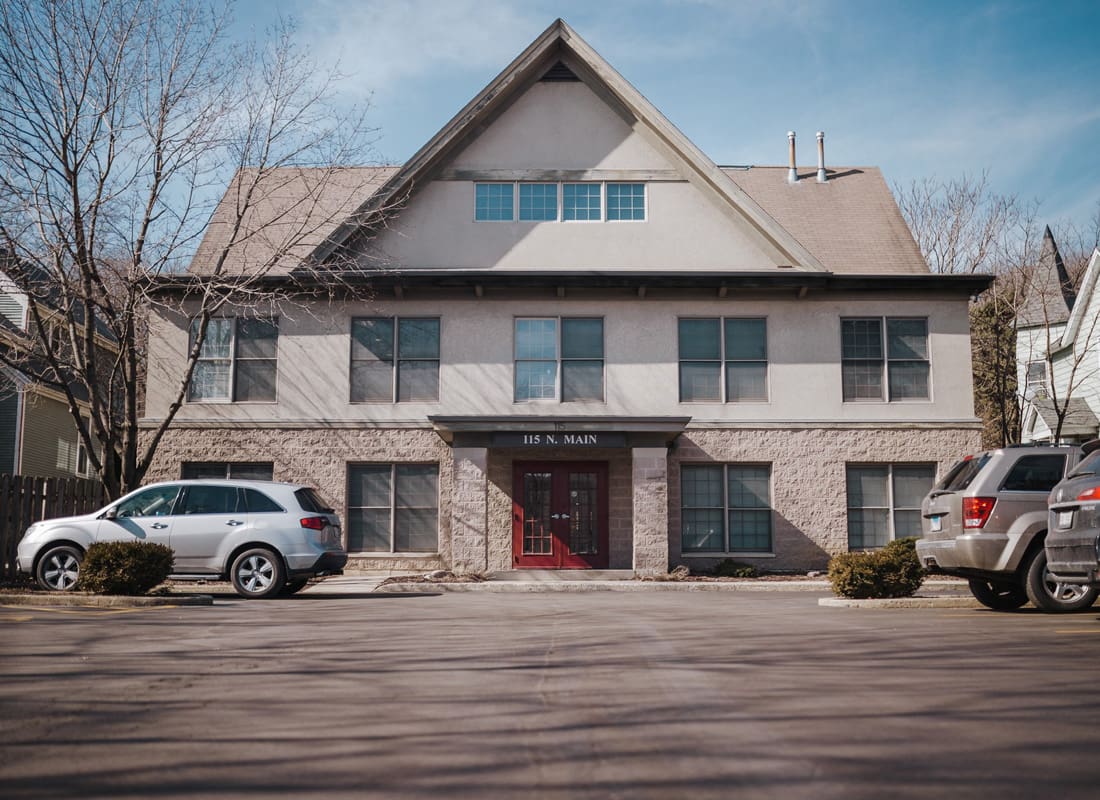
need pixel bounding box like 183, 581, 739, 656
1024, 548, 1099, 613
967, 579, 1028, 610
229, 548, 285, 599
280, 579, 310, 596
35, 545, 83, 592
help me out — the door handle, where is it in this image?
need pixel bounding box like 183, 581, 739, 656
550, 514, 571, 520
226, 520, 244, 526
150, 523, 168, 530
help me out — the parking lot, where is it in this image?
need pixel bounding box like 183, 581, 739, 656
2, 590, 1100, 799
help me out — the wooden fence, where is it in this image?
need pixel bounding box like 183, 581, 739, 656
1, 474, 107, 579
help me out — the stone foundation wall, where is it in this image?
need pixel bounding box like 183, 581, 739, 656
145, 423, 979, 574
144, 426, 455, 565
669, 426, 981, 571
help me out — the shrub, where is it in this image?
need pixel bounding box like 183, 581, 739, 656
712, 558, 759, 578
76, 541, 175, 595
827, 537, 925, 599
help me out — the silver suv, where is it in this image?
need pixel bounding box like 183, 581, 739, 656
15, 480, 347, 599
916, 444, 1098, 612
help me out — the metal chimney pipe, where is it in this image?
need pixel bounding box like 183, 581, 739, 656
787, 131, 797, 183
816, 131, 827, 183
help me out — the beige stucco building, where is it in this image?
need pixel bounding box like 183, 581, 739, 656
142, 20, 990, 574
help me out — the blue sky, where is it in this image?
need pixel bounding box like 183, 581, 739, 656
233, 0, 1100, 232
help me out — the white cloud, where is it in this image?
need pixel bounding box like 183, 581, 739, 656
293, 0, 546, 98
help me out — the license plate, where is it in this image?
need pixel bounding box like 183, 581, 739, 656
929, 515, 942, 533
1056, 510, 1074, 530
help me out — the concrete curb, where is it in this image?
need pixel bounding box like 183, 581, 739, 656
819, 596, 981, 609
375, 579, 970, 595
0, 592, 214, 607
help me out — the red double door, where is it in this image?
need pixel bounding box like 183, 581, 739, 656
512, 461, 609, 569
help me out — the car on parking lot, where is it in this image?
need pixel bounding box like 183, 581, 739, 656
916, 443, 1099, 612
1046, 440, 1100, 593
16, 480, 347, 599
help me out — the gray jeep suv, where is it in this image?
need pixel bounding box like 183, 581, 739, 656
916, 444, 1099, 612
1046, 440, 1100, 591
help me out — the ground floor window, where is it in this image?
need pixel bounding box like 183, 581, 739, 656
846, 464, 935, 549
181, 462, 274, 481
681, 464, 772, 553
347, 464, 439, 552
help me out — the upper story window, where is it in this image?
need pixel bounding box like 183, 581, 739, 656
188, 317, 278, 403
678, 317, 767, 402
841, 318, 929, 402
515, 317, 604, 402
1025, 360, 1048, 397
475, 182, 646, 222
351, 318, 440, 403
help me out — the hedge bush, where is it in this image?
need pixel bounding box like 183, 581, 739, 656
712, 558, 760, 578
76, 541, 175, 595
827, 537, 925, 599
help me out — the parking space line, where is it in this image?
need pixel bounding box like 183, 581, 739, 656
0, 605, 179, 616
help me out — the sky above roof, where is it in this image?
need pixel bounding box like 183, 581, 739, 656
232, 0, 1100, 233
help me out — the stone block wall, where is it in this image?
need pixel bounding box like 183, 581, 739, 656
669, 425, 981, 571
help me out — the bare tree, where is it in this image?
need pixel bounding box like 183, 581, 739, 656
0, 0, 383, 497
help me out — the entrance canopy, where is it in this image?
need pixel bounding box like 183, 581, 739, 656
428, 416, 690, 448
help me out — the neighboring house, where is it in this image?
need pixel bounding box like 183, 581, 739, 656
143, 20, 990, 573
1018, 227, 1100, 443
0, 266, 94, 478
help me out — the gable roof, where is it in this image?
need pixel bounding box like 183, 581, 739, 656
1054, 247, 1100, 350
723, 167, 928, 275
1018, 226, 1076, 327
305, 18, 828, 273
1032, 397, 1100, 438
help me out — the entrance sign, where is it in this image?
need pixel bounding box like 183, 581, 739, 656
491, 432, 627, 448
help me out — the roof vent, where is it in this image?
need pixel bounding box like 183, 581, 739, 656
541, 61, 580, 82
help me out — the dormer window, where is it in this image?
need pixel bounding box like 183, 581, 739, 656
475, 182, 646, 222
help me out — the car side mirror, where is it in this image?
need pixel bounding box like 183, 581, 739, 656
102, 507, 119, 521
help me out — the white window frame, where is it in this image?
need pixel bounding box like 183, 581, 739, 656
513, 317, 605, 403
350, 317, 441, 404
841, 317, 930, 403
678, 317, 769, 403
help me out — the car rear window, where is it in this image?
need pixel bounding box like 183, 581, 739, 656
295, 487, 335, 514
936, 454, 991, 491
1069, 450, 1100, 477
999, 454, 1067, 492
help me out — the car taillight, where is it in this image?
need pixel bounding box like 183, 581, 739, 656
1077, 487, 1100, 502
300, 517, 328, 531
963, 497, 996, 529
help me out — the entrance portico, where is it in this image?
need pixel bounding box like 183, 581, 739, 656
431, 417, 688, 575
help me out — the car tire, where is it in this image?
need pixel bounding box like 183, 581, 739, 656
280, 578, 310, 596
229, 548, 286, 599
35, 545, 83, 592
1023, 547, 1099, 613
967, 579, 1028, 610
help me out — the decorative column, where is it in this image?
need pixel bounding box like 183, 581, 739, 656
450, 447, 489, 574
632, 446, 669, 575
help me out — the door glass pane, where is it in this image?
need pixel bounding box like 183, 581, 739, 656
523, 472, 553, 555
569, 473, 598, 555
